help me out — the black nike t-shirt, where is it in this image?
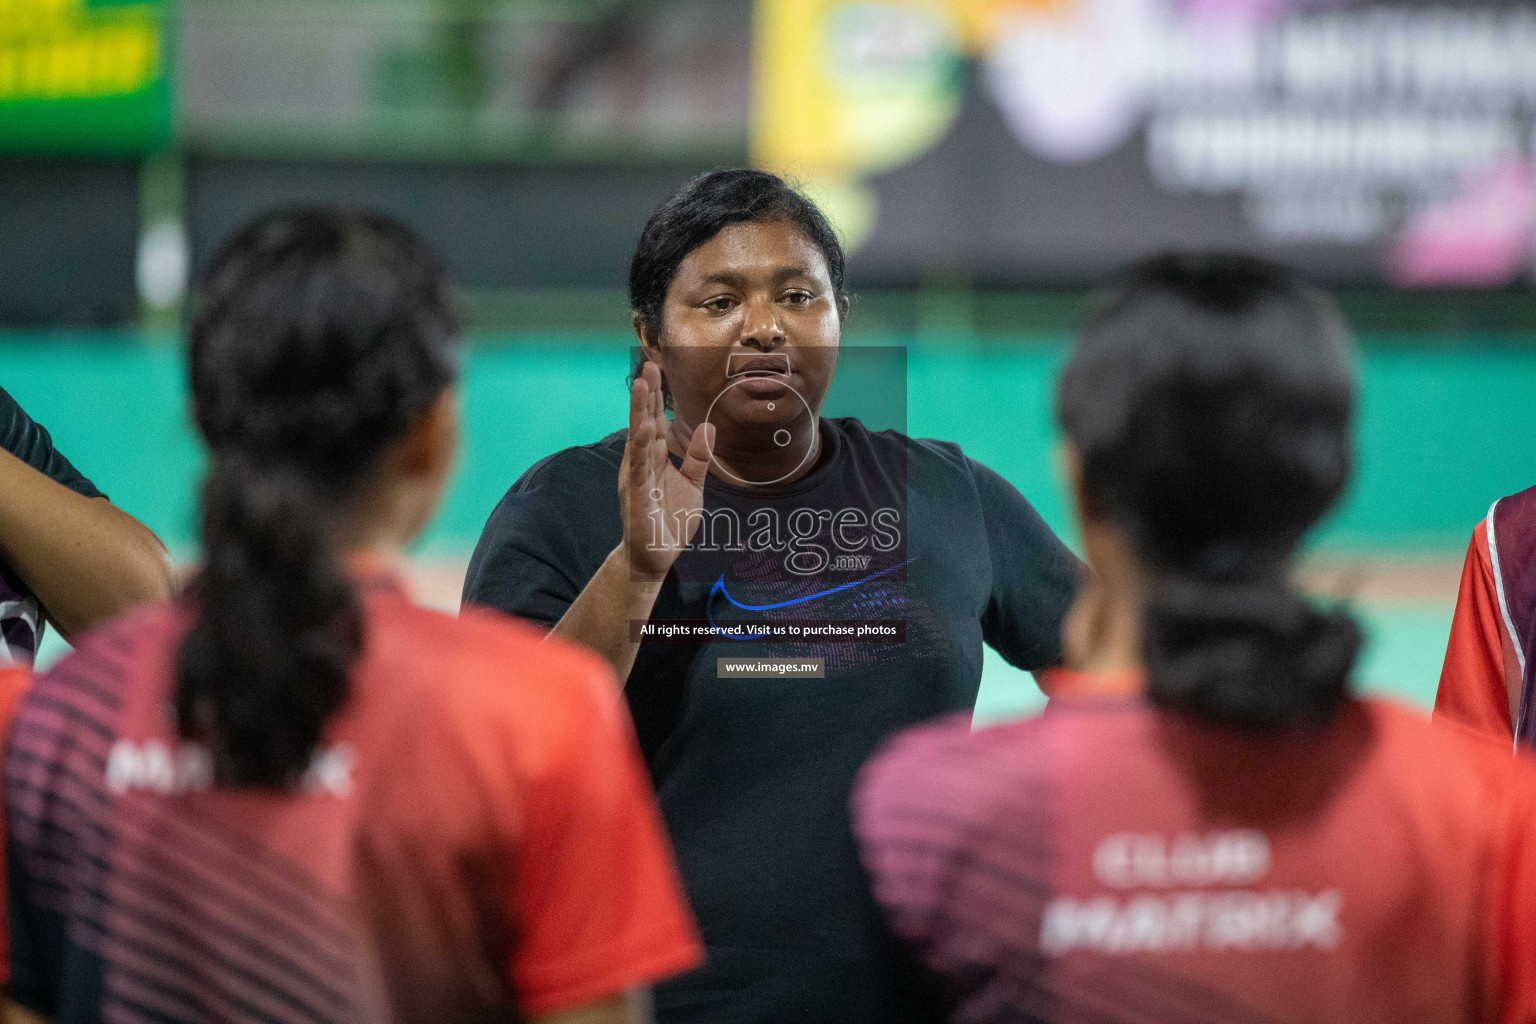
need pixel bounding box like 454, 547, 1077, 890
463, 417, 1079, 1024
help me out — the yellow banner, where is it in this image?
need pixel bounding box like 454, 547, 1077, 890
0, 0, 170, 153
753, 0, 1062, 248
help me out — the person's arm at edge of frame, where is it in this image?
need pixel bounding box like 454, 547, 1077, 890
1434, 521, 1516, 744
967, 454, 1087, 693
0, 447, 171, 640
549, 362, 711, 688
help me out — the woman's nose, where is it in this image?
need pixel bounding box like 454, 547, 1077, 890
739, 298, 785, 349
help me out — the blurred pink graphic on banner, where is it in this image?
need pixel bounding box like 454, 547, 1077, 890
1391, 160, 1536, 288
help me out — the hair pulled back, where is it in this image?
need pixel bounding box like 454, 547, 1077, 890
181, 208, 459, 788
1058, 253, 1361, 732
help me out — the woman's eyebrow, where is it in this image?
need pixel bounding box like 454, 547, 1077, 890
695, 265, 814, 289
700, 270, 748, 289
772, 265, 815, 285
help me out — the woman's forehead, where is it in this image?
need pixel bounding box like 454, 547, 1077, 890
672, 221, 831, 289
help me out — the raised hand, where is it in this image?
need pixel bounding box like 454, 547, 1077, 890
617, 361, 715, 580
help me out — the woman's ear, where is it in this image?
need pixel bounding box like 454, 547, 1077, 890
397, 389, 458, 484
1057, 441, 1113, 528
1056, 442, 1089, 526
632, 313, 662, 360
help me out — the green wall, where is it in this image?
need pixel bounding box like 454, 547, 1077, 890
4, 335, 1533, 555
8, 333, 1528, 711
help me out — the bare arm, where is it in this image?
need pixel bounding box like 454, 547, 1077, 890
0, 447, 172, 639
551, 362, 711, 686
551, 545, 665, 686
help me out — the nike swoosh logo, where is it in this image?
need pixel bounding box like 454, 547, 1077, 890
705, 561, 910, 639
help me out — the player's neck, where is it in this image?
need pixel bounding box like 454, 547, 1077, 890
331, 479, 434, 566
1074, 602, 1145, 675
1065, 525, 1147, 675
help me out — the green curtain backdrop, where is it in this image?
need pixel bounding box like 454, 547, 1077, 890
3, 336, 1530, 556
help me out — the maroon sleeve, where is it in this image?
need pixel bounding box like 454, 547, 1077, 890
852, 714, 1014, 957
853, 710, 1062, 1023
0, 666, 31, 985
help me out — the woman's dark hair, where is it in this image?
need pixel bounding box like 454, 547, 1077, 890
1058, 253, 1361, 732
181, 208, 459, 788
628, 169, 850, 401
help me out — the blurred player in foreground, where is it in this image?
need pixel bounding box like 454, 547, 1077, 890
854, 254, 1536, 1024
1436, 486, 1536, 746
3, 209, 700, 1024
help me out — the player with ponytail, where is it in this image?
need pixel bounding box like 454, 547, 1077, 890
1057, 253, 1361, 733
5, 209, 700, 1024
178, 208, 455, 788
855, 253, 1536, 1024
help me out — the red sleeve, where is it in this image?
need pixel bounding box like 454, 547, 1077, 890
0, 666, 32, 986
1491, 760, 1536, 1024
509, 656, 702, 1016
1436, 522, 1517, 743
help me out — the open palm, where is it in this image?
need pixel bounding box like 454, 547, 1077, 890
618, 361, 714, 580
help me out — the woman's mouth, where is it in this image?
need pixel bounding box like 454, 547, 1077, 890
728, 353, 794, 398
734, 371, 792, 397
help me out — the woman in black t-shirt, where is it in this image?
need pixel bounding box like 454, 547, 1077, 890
463, 170, 1080, 1024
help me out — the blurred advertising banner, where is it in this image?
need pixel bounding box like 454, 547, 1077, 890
755, 0, 1536, 288
0, 0, 171, 154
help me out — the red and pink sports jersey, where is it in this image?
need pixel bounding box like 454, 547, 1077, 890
1438, 513, 1531, 745
0, 663, 30, 976
855, 675, 1536, 1024
4, 573, 701, 1023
